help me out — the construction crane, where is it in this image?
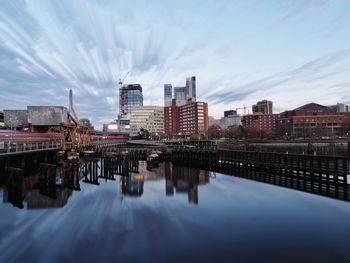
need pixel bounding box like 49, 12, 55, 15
118, 71, 130, 86
235, 105, 253, 115
117, 71, 130, 132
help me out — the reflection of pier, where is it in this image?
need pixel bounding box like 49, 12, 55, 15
172, 147, 349, 201
165, 162, 209, 204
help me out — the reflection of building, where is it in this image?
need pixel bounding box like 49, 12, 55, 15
129, 106, 164, 136
120, 175, 144, 196
3, 184, 73, 210
165, 163, 209, 204
252, 100, 273, 114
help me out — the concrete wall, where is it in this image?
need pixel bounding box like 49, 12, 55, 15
4, 110, 29, 127
28, 106, 68, 126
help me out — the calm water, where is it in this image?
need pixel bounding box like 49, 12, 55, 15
1, 161, 350, 263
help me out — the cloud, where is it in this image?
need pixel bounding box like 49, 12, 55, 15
0, 0, 349, 126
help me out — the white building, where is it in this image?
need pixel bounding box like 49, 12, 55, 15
220, 115, 241, 129
129, 106, 164, 136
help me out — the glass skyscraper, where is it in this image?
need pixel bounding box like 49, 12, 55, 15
164, 84, 172, 106
186, 76, 196, 102
119, 84, 143, 118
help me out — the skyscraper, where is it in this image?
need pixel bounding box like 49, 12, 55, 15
119, 84, 143, 118
185, 76, 196, 102
164, 84, 172, 106
252, 100, 273, 114
174, 86, 187, 106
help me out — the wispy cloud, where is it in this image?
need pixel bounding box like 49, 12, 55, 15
0, 0, 349, 124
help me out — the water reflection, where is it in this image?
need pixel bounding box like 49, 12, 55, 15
0, 160, 211, 210
165, 162, 209, 204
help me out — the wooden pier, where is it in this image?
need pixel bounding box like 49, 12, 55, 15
171, 146, 349, 200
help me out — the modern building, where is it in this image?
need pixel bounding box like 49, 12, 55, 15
79, 118, 94, 130
129, 106, 164, 137
220, 110, 241, 129
241, 113, 279, 135
164, 99, 208, 138
119, 84, 143, 119
335, 103, 349, 113
185, 76, 196, 102
164, 84, 172, 106
0, 112, 4, 128
252, 100, 273, 114
174, 86, 187, 106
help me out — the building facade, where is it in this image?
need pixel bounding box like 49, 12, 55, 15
252, 100, 273, 114
174, 86, 187, 106
164, 99, 208, 138
119, 84, 143, 118
185, 76, 196, 102
129, 106, 164, 137
277, 103, 350, 138
241, 113, 279, 135
164, 84, 172, 106
164, 99, 179, 135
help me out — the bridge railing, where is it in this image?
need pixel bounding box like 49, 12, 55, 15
0, 132, 63, 154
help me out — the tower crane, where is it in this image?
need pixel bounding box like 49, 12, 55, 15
118, 71, 130, 86
117, 71, 130, 132
235, 105, 252, 115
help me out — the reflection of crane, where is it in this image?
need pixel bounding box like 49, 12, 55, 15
118, 72, 130, 86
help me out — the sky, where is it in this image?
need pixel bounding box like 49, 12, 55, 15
0, 0, 349, 129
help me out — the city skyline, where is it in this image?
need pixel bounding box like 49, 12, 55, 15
0, 1, 350, 129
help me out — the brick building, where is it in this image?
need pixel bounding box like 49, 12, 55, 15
241, 113, 279, 135
278, 103, 350, 138
164, 99, 208, 138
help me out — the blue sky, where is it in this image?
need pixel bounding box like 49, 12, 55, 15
0, 0, 349, 128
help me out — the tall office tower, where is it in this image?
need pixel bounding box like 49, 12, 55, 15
164, 84, 173, 106
119, 84, 143, 118
252, 100, 273, 114
174, 86, 187, 106
185, 76, 196, 102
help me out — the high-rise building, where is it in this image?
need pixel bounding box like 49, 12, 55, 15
164, 84, 172, 106
164, 99, 208, 138
185, 76, 196, 102
174, 86, 187, 106
252, 100, 273, 114
119, 84, 143, 118
129, 106, 164, 136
